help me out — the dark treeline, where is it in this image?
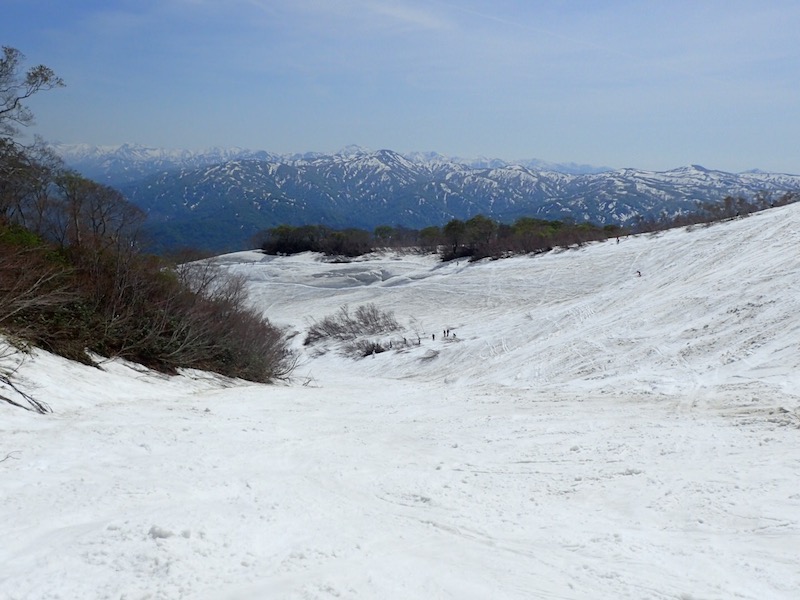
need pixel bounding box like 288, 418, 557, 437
0, 47, 293, 404
629, 192, 797, 233
254, 216, 623, 260
255, 224, 374, 257
255, 192, 798, 261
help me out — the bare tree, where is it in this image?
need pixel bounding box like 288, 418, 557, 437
2, 139, 64, 231
0, 46, 64, 139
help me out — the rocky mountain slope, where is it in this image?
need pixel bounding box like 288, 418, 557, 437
54, 144, 800, 252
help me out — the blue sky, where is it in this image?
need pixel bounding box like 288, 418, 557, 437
4, 0, 800, 172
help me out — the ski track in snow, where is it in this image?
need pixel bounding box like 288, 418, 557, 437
2, 206, 800, 599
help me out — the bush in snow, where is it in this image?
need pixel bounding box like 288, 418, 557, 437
305, 303, 400, 346
304, 304, 404, 358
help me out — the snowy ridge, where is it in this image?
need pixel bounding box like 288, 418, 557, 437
113, 149, 800, 252
53, 143, 800, 253
51, 142, 282, 185
54, 143, 611, 180
2, 203, 799, 599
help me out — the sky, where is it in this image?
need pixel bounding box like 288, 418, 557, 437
3, 0, 800, 172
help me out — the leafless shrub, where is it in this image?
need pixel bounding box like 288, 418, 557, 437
0, 341, 50, 413
0, 221, 295, 386
305, 303, 400, 345
0, 245, 74, 327
122, 259, 295, 382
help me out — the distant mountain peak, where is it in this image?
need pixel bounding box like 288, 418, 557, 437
336, 144, 372, 157
50, 143, 800, 253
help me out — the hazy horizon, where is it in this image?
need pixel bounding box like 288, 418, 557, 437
5, 1, 800, 173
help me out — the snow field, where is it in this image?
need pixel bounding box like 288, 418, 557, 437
2, 204, 800, 599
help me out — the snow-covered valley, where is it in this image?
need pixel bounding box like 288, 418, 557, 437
2, 204, 799, 599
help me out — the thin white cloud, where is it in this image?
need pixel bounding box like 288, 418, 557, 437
17, 0, 800, 172
367, 2, 452, 31
217, 0, 452, 32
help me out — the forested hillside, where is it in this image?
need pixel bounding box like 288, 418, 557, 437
0, 47, 293, 394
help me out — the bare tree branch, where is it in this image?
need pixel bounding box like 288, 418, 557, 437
0, 450, 21, 463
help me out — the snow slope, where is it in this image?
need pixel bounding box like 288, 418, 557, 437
2, 204, 799, 599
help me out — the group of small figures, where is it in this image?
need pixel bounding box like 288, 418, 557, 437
432, 329, 456, 341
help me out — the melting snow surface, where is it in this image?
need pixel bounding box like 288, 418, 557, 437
2, 205, 800, 599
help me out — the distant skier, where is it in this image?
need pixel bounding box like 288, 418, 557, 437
636, 270, 641, 277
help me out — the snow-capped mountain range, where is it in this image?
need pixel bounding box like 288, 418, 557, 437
53, 143, 800, 252
52, 143, 612, 183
